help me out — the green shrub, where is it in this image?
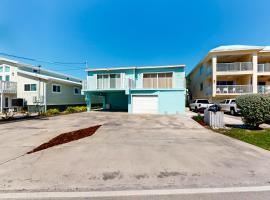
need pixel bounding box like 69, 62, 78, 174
236, 94, 270, 128
46, 108, 60, 116
65, 106, 87, 113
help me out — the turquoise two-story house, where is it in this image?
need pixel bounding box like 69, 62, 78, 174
82, 65, 186, 114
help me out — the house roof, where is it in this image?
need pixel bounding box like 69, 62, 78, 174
86, 64, 185, 72
0, 57, 82, 83
17, 69, 82, 86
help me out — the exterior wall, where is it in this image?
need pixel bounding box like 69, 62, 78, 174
46, 82, 85, 106
128, 89, 185, 114
105, 92, 128, 110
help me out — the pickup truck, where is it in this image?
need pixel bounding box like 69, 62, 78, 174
189, 99, 213, 112
219, 99, 240, 115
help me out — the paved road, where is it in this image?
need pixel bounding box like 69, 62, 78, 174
0, 112, 270, 194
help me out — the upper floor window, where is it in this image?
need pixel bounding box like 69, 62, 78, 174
97, 74, 121, 89
33, 69, 38, 73
200, 83, 203, 91
74, 87, 81, 95
52, 84, 61, 93
143, 72, 173, 89
24, 84, 37, 91
5, 66, 10, 72
0, 66, 3, 72
0, 76, 2, 81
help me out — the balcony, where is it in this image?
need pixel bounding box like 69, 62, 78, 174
217, 62, 253, 72
82, 78, 135, 91
216, 85, 252, 94
258, 63, 270, 72
258, 85, 270, 94
0, 81, 17, 93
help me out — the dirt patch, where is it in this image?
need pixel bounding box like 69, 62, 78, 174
157, 171, 187, 178
102, 171, 121, 181
27, 125, 101, 154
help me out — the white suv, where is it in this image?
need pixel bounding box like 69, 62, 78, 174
189, 99, 213, 112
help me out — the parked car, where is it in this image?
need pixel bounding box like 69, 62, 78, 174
219, 99, 240, 115
189, 99, 213, 112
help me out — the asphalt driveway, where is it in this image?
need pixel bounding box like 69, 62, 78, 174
0, 112, 270, 192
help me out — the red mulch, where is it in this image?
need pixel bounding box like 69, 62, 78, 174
27, 125, 102, 154
192, 117, 207, 126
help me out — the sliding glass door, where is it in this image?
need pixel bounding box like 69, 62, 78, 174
97, 74, 121, 89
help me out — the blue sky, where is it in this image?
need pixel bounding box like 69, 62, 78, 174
0, 0, 270, 79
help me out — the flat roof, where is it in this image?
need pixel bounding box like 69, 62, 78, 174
86, 64, 185, 72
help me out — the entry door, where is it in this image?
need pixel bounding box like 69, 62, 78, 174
132, 95, 158, 114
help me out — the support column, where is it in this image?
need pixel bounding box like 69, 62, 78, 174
0, 93, 3, 113
86, 93, 91, 112
102, 94, 106, 110
212, 55, 217, 97
252, 53, 258, 93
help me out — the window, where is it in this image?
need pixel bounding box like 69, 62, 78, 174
200, 83, 203, 91
197, 100, 209, 104
74, 87, 81, 95
143, 73, 173, 89
5, 75, 10, 81
199, 66, 203, 75
24, 84, 37, 91
5, 66, 10, 72
97, 74, 121, 89
0, 76, 2, 81
52, 84, 61, 93
0, 66, 3, 72
33, 69, 38, 73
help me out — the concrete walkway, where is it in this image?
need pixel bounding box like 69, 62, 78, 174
0, 111, 270, 192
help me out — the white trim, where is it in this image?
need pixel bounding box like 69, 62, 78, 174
86, 65, 185, 72
52, 84, 61, 94
1, 186, 270, 198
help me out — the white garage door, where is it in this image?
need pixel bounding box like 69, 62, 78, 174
132, 95, 158, 114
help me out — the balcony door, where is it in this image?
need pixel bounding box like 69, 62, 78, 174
97, 74, 121, 89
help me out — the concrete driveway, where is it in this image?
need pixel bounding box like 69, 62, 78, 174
0, 112, 270, 192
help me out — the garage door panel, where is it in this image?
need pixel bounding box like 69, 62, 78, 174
132, 95, 158, 114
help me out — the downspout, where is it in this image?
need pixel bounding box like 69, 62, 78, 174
44, 82, 47, 112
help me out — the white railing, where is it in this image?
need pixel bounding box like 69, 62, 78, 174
258, 63, 270, 72
0, 81, 17, 93
258, 85, 270, 94
217, 62, 253, 72
82, 78, 135, 90
216, 85, 252, 94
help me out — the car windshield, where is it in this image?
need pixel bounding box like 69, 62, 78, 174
197, 100, 209, 104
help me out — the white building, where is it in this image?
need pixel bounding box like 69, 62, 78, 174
187, 45, 270, 101
0, 57, 85, 113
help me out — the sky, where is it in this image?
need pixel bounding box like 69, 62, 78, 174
0, 0, 270, 79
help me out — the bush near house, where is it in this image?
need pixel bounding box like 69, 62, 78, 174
46, 108, 60, 116
64, 106, 87, 113
236, 94, 270, 129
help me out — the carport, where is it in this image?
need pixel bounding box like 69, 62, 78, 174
87, 91, 128, 112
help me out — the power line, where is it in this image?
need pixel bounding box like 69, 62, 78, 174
0, 52, 87, 71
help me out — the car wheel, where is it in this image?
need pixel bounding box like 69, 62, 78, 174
230, 108, 235, 116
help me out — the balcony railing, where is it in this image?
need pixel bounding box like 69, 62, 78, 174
0, 81, 17, 93
216, 85, 252, 94
258, 85, 270, 94
82, 78, 135, 91
217, 62, 253, 72
258, 63, 270, 72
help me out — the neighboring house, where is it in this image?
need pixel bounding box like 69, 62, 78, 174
82, 65, 186, 114
0, 57, 85, 113
187, 45, 270, 102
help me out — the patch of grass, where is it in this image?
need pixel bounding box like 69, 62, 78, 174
218, 128, 270, 151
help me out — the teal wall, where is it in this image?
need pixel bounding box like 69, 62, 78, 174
105, 92, 128, 110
